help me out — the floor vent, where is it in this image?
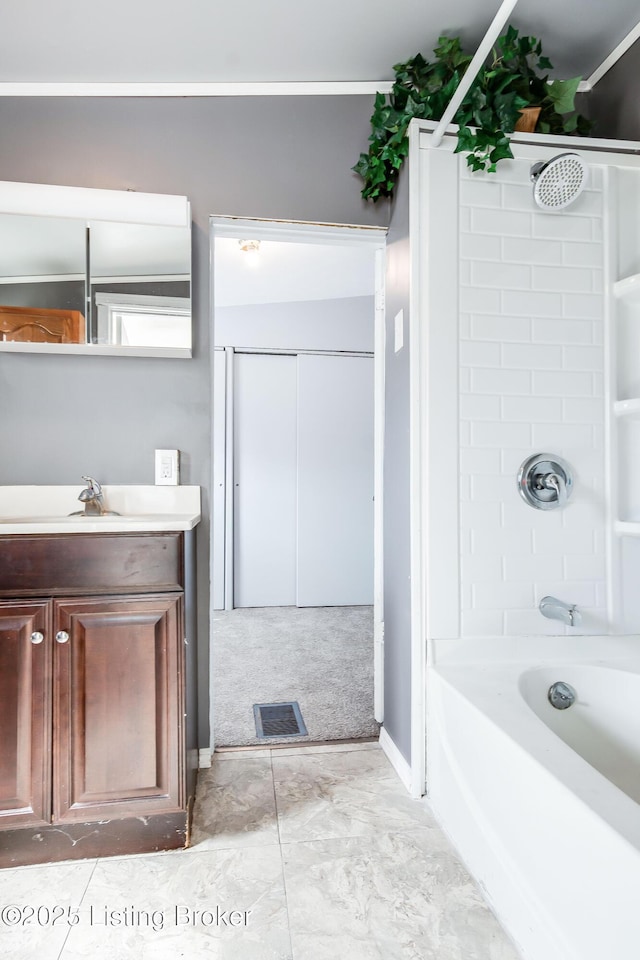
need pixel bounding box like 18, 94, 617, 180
253, 701, 308, 739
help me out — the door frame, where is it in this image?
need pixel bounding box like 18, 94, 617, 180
209, 216, 387, 751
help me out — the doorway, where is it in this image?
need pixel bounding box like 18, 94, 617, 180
210, 218, 386, 748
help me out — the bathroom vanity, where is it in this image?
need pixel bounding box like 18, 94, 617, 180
0, 486, 200, 867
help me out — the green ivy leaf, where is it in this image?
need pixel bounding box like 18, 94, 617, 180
493, 91, 525, 131
455, 126, 477, 153
562, 112, 579, 133
545, 77, 581, 115
489, 137, 514, 164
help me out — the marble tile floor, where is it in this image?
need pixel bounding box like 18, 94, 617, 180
0, 742, 521, 960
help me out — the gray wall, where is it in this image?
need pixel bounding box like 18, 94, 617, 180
0, 280, 85, 313
0, 96, 387, 746
383, 166, 412, 764
588, 39, 640, 140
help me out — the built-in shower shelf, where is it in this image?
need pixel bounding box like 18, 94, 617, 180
614, 521, 640, 536
613, 274, 640, 300
613, 398, 640, 418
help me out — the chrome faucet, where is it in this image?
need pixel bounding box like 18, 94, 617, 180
538, 471, 568, 508
539, 595, 581, 628
78, 476, 106, 515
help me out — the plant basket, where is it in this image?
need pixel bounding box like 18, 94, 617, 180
514, 106, 542, 133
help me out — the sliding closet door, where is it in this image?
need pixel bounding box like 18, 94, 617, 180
233, 353, 297, 607
296, 354, 374, 606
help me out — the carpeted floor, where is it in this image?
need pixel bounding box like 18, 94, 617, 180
212, 605, 379, 747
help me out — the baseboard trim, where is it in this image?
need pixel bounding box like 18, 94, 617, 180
198, 748, 212, 768
379, 727, 413, 794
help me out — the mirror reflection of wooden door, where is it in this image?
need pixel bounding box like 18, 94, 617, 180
0, 305, 85, 343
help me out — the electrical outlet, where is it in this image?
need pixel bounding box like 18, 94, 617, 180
155, 449, 180, 486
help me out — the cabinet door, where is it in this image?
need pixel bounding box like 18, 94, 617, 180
0, 600, 51, 828
53, 594, 184, 822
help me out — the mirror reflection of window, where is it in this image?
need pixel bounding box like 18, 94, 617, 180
94, 293, 190, 348
117, 312, 190, 349
89, 221, 191, 350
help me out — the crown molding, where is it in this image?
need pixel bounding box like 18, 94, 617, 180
0, 81, 393, 97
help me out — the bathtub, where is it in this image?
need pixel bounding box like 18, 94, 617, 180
427, 636, 640, 960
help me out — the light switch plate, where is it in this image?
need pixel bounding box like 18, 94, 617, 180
155, 449, 180, 486
394, 309, 404, 353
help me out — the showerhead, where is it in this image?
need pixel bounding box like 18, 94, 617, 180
530, 153, 588, 210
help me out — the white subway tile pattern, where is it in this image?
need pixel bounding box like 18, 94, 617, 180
458, 159, 607, 636
470, 315, 531, 341
502, 236, 563, 264
532, 318, 593, 344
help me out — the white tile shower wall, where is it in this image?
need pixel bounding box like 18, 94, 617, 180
458, 160, 607, 636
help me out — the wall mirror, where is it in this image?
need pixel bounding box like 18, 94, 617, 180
0, 181, 191, 358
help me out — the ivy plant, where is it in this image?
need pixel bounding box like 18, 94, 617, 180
353, 26, 591, 201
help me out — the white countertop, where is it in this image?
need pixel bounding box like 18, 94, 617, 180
0, 485, 201, 534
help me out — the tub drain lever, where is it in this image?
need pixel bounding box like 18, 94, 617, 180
548, 681, 576, 710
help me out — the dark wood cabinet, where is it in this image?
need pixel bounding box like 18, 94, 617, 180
53, 594, 183, 822
0, 533, 197, 867
0, 601, 50, 828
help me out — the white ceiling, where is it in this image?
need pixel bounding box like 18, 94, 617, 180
0, 0, 637, 84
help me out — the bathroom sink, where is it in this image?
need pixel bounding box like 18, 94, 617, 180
0, 514, 138, 523
0, 485, 201, 534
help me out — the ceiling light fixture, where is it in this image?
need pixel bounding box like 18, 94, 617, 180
238, 239, 261, 254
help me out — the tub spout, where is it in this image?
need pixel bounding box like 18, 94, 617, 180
539, 596, 581, 628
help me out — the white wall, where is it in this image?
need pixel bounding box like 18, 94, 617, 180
410, 145, 610, 637
456, 155, 608, 636
214, 296, 374, 353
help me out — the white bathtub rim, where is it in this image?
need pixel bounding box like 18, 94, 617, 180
430, 662, 640, 856
429, 633, 640, 668
426, 669, 640, 960
426, 683, 572, 960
